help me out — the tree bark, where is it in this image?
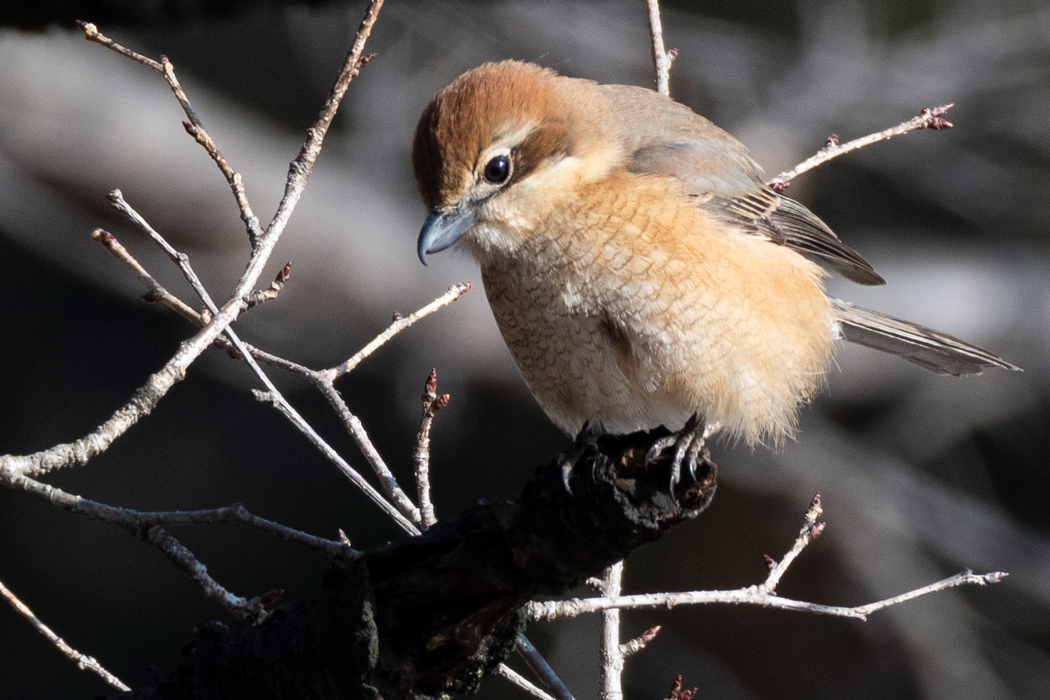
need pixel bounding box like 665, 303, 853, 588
110, 427, 717, 700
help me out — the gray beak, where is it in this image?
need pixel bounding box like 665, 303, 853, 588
417, 208, 476, 265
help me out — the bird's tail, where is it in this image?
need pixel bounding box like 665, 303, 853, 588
830, 298, 1020, 376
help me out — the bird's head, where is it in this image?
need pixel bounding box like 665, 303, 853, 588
412, 61, 620, 265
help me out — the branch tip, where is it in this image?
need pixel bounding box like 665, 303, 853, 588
91, 228, 115, 243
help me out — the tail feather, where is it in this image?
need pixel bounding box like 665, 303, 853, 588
831, 299, 1021, 376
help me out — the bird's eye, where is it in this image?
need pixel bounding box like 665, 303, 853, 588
483, 155, 511, 184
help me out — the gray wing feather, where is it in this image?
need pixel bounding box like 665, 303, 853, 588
831, 299, 1020, 375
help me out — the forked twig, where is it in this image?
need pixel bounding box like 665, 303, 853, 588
763, 492, 824, 593
79, 22, 263, 245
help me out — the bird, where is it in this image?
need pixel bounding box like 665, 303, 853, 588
411, 60, 1019, 485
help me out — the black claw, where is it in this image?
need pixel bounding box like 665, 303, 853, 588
557, 421, 604, 498
651, 414, 707, 494
668, 462, 681, 493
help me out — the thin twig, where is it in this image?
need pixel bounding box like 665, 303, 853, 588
87, 210, 451, 528
763, 493, 824, 593
148, 526, 270, 620
0, 3, 382, 479
0, 577, 130, 691
106, 191, 419, 533
526, 570, 1006, 622
529, 496, 1004, 621
90, 229, 202, 325
599, 561, 625, 700
414, 369, 448, 529
314, 381, 422, 525
323, 282, 473, 380
254, 389, 420, 535
78, 22, 263, 245
646, 0, 675, 97
620, 626, 660, 657
768, 104, 955, 190
265, 0, 384, 244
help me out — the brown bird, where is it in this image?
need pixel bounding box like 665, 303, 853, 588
412, 61, 1018, 482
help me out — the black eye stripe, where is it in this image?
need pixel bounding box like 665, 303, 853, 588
483, 155, 511, 184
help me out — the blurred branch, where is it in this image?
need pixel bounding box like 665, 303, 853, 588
768, 103, 955, 191
0, 577, 130, 691
645, 0, 675, 97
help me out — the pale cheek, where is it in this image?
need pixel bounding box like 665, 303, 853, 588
462, 219, 527, 262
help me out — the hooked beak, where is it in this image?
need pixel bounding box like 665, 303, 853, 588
417, 207, 476, 265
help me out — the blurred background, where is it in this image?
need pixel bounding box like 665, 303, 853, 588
1, 0, 1048, 698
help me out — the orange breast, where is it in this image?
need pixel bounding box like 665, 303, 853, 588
481, 172, 835, 445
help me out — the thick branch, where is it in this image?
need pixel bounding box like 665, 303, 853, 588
97, 428, 716, 699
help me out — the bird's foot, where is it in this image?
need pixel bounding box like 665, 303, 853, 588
557, 420, 603, 495
646, 414, 713, 492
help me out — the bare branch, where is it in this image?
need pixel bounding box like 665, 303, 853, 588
527, 570, 1005, 622
763, 492, 824, 592
496, 665, 559, 700
645, 0, 675, 97
147, 526, 271, 620
414, 369, 449, 529
88, 205, 458, 530
1, 3, 385, 481
314, 380, 423, 525
78, 22, 263, 245
620, 625, 660, 657
7, 470, 355, 560
0, 577, 130, 691
253, 389, 420, 535
265, 0, 385, 244
527, 493, 1003, 622
323, 282, 473, 380
599, 561, 625, 700
90, 228, 202, 325
768, 104, 955, 191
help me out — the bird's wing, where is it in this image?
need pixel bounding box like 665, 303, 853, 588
599, 84, 884, 285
